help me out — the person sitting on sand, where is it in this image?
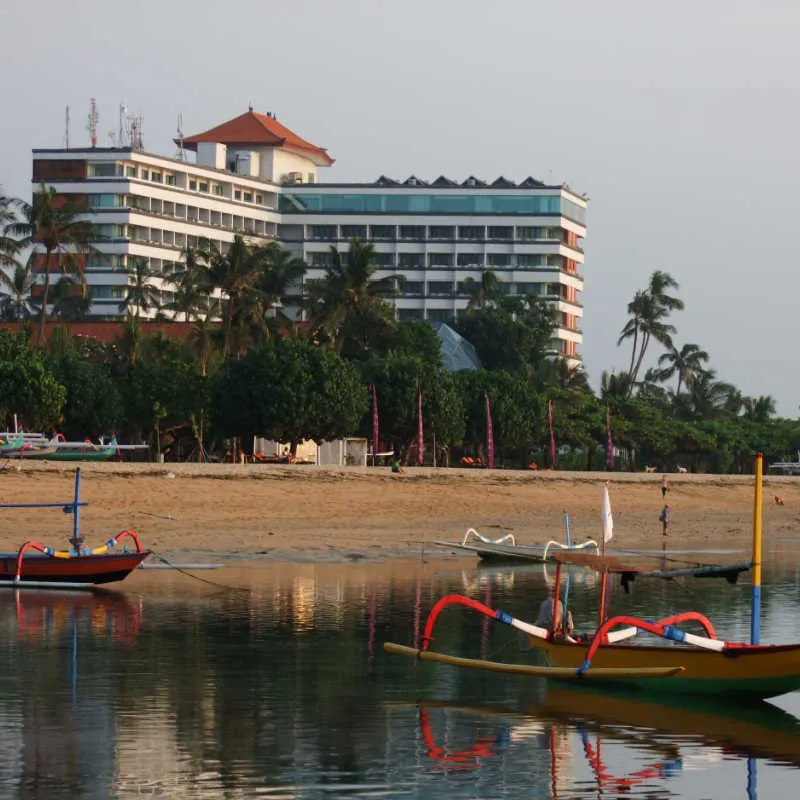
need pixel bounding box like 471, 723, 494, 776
391, 458, 404, 474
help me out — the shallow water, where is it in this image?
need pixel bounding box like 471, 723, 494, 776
1, 557, 799, 799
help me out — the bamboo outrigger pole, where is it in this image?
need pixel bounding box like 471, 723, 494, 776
751, 453, 763, 645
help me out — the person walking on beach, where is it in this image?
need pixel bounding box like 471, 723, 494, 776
661, 475, 669, 499
659, 503, 671, 537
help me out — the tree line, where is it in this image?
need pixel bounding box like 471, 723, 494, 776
0, 184, 795, 471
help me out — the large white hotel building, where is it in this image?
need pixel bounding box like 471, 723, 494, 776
31, 109, 587, 363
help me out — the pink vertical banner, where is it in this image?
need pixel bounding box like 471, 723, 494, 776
485, 393, 495, 469
417, 387, 424, 466
548, 398, 556, 469
371, 384, 379, 464
605, 405, 614, 472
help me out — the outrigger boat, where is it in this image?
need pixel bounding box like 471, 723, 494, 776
385, 456, 800, 700
0, 468, 150, 589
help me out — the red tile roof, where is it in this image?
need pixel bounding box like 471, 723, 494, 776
179, 110, 334, 166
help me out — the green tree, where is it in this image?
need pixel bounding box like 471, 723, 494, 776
0, 264, 34, 321
304, 238, 398, 356
48, 352, 123, 439
119, 257, 161, 319
9, 185, 98, 345
462, 270, 501, 310
48, 275, 91, 321
166, 247, 213, 322
212, 338, 367, 446
0, 347, 65, 430
742, 395, 776, 424
208, 235, 262, 355
657, 342, 709, 394
618, 270, 684, 386
0, 191, 21, 270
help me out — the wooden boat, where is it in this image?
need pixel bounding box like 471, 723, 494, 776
0, 468, 150, 589
21, 435, 119, 461
386, 463, 800, 700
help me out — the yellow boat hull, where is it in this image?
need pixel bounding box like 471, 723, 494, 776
533, 636, 800, 699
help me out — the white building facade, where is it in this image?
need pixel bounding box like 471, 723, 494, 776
31, 109, 587, 363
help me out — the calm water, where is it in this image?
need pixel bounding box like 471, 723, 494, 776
1, 556, 800, 799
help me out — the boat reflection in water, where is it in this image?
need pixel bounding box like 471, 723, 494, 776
407, 687, 800, 798
7, 588, 142, 646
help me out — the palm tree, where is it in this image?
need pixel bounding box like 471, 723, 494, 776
743, 395, 776, 423
253, 241, 306, 323
0, 264, 34, 321
304, 237, 398, 354
8, 185, 98, 345
49, 275, 90, 321
600, 370, 634, 402
207, 235, 262, 355
463, 270, 501, 310
686, 370, 735, 420
618, 271, 684, 388
118, 257, 162, 319
0, 191, 21, 270
166, 247, 213, 322
657, 343, 710, 394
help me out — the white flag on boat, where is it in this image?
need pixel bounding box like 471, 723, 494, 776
601, 483, 613, 543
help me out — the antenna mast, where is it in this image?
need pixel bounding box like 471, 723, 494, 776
64, 105, 71, 149
176, 113, 186, 160
87, 98, 99, 148
119, 102, 128, 148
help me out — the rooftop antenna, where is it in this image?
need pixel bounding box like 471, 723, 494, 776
118, 102, 128, 148
64, 105, 71, 149
87, 98, 98, 148
176, 113, 186, 160
130, 112, 144, 151
108, 130, 117, 147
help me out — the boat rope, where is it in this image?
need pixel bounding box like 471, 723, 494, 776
147, 551, 246, 593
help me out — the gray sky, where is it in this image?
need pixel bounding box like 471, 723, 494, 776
2, 1, 798, 415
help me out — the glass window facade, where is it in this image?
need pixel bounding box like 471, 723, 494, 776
399, 253, 424, 268
341, 225, 367, 240
373, 253, 395, 266
429, 253, 453, 267
87, 193, 123, 208
399, 225, 425, 240
281, 192, 585, 222
370, 225, 395, 239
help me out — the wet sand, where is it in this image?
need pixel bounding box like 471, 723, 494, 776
0, 462, 797, 565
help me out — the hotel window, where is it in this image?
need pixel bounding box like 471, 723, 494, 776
399, 225, 425, 240
88, 162, 122, 177
517, 254, 544, 267
373, 253, 395, 267
487, 253, 511, 267
243, 191, 253, 202
427, 309, 454, 323
458, 226, 484, 240
234, 190, 242, 200
370, 225, 394, 240
399, 253, 424, 268
456, 253, 482, 267
517, 226, 543, 240
189, 179, 197, 191
310, 225, 337, 240
546, 255, 564, 267
307, 173, 315, 183
398, 308, 424, 321
341, 225, 367, 240
215, 185, 225, 196
311, 252, 334, 267
87, 193, 123, 209
151, 172, 162, 183
488, 226, 513, 240
429, 226, 455, 240
125, 166, 137, 178
141, 169, 149, 181
402, 281, 424, 295
166, 174, 176, 186
255, 193, 264, 204
91, 285, 126, 300
429, 253, 453, 267
428, 281, 453, 296
200, 182, 210, 193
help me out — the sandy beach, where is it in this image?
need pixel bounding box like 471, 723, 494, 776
0, 462, 797, 566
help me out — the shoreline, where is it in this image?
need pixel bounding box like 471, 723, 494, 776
0, 462, 797, 566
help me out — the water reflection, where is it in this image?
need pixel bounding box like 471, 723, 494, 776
0, 559, 797, 798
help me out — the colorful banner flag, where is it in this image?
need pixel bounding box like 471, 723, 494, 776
548, 399, 556, 469
485, 394, 495, 469
371, 384, 379, 464
605, 405, 614, 472
417, 387, 424, 466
